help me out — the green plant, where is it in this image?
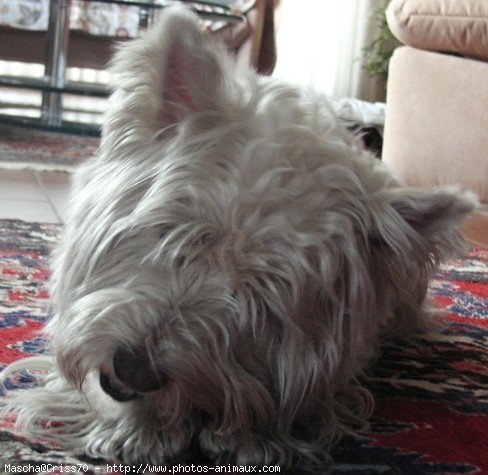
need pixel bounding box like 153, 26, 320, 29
362, 7, 399, 80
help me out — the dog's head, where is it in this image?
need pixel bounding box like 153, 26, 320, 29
49, 7, 476, 462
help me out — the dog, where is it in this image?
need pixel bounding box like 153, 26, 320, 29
0, 7, 477, 467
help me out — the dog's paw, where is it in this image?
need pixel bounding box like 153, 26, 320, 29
199, 429, 291, 466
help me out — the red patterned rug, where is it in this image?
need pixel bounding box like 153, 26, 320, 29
0, 124, 99, 172
0, 219, 487, 474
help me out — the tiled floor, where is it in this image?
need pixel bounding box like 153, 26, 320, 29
0, 169, 71, 224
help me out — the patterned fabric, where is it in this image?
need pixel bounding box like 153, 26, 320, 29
0, 124, 99, 172
0, 0, 255, 38
0, 0, 140, 37
0, 0, 48, 30
0, 219, 487, 474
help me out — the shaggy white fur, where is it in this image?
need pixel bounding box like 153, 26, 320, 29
0, 7, 477, 467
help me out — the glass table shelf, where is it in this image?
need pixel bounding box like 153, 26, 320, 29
0, 0, 255, 136
0, 76, 108, 97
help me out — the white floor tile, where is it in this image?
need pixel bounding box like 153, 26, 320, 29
0, 169, 45, 201
0, 199, 60, 223
36, 170, 72, 185
35, 171, 72, 222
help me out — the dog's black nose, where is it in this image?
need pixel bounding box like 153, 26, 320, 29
99, 371, 139, 402
112, 346, 166, 393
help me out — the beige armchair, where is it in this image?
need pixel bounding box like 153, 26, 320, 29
383, 0, 488, 246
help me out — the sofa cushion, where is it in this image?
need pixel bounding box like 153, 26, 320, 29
383, 46, 488, 203
386, 0, 488, 60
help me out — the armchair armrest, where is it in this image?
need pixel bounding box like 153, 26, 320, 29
386, 0, 488, 60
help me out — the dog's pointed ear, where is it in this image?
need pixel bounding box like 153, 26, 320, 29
372, 187, 477, 258
108, 8, 225, 138
154, 9, 224, 124
388, 188, 477, 238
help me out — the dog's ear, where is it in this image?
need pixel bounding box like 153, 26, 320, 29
152, 9, 224, 124
374, 187, 477, 258
108, 8, 226, 137
387, 188, 477, 238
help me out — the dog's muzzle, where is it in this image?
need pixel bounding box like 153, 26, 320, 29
99, 346, 166, 402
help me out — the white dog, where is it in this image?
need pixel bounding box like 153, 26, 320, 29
1, 7, 476, 467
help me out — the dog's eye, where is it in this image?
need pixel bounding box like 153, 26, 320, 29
176, 256, 186, 267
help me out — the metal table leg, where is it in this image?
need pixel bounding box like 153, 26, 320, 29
41, 0, 71, 126
139, 0, 156, 29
